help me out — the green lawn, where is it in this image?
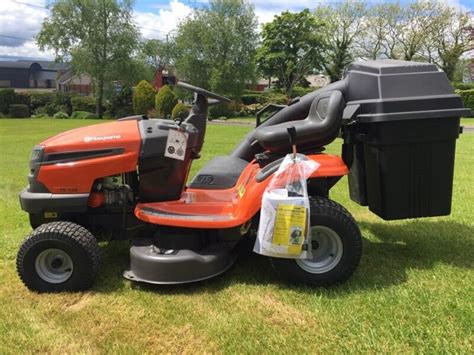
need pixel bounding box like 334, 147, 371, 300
0, 119, 472, 353
461, 117, 474, 126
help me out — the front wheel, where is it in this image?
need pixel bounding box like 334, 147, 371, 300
16, 221, 101, 292
270, 197, 362, 286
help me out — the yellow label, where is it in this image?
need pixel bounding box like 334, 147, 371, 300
237, 184, 246, 198
44, 212, 58, 218
272, 204, 307, 255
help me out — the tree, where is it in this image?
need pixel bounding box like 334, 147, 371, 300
315, 2, 367, 83
358, 3, 401, 60
173, 0, 258, 99
37, 0, 139, 118
133, 80, 155, 115
256, 9, 323, 95
423, 6, 473, 81
141, 38, 174, 71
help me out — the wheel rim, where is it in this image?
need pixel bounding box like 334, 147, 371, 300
35, 248, 73, 284
296, 226, 343, 274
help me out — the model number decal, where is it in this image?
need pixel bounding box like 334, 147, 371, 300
83, 135, 122, 143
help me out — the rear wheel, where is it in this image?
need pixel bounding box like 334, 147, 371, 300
270, 197, 362, 286
17, 221, 100, 292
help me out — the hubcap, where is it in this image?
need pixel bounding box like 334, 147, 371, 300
35, 248, 73, 284
296, 226, 343, 274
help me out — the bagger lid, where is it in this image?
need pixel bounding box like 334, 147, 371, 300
343, 60, 471, 122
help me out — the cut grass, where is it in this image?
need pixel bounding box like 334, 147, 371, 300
0, 119, 473, 353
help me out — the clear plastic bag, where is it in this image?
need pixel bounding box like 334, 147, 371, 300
254, 153, 320, 259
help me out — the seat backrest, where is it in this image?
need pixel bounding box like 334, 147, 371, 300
253, 90, 345, 153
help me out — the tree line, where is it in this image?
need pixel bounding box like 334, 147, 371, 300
37, 0, 473, 117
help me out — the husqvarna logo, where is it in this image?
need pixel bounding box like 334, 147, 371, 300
83, 135, 122, 143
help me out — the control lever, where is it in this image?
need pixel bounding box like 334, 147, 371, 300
287, 126, 297, 160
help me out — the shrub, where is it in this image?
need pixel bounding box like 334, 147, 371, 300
155, 85, 178, 118
71, 111, 96, 119
110, 86, 133, 118
171, 102, 189, 121
29, 92, 54, 111
241, 91, 262, 105
53, 111, 69, 119
453, 82, 474, 91
456, 89, 474, 113
290, 86, 314, 98
146, 108, 160, 118
52, 92, 72, 114
71, 96, 96, 113
0, 89, 16, 114
209, 103, 233, 120
115, 108, 134, 119
8, 104, 30, 118
261, 91, 288, 105
133, 80, 155, 115
14, 92, 30, 106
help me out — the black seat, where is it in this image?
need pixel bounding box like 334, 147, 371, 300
254, 91, 345, 152
189, 156, 249, 190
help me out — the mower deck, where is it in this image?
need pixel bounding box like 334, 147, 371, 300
123, 242, 238, 284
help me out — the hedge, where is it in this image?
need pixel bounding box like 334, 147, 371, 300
71, 96, 96, 113
0, 89, 17, 114
8, 104, 30, 118
457, 89, 474, 114
71, 111, 96, 119
171, 102, 189, 121
155, 85, 178, 117
209, 103, 233, 120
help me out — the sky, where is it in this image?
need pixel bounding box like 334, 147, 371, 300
0, 0, 473, 61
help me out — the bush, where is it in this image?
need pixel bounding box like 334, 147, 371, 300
171, 102, 189, 121
0, 89, 16, 114
14, 92, 30, 106
133, 80, 156, 115
53, 92, 72, 114
110, 86, 133, 118
261, 91, 288, 105
457, 89, 474, 113
241, 91, 262, 105
453, 82, 474, 91
29, 92, 54, 111
290, 86, 314, 98
53, 111, 69, 119
209, 103, 233, 120
71, 96, 96, 113
8, 104, 30, 118
155, 85, 178, 118
71, 111, 96, 119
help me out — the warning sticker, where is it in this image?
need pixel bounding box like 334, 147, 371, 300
272, 204, 307, 255
165, 129, 188, 161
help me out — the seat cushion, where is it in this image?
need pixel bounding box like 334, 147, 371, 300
189, 156, 249, 190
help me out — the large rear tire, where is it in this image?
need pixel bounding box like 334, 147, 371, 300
17, 222, 100, 292
270, 197, 362, 286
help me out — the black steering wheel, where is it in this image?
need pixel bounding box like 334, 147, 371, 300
176, 81, 231, 104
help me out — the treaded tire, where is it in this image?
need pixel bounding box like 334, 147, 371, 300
269, 197, 362, 286
16, 221, 100, 292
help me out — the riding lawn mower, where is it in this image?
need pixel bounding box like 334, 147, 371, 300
17, 60, 470, 292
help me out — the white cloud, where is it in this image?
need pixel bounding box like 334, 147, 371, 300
0, 0, 48, 47
134, 0, 192, 40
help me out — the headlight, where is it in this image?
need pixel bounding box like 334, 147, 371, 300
30, 146, 45, 167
